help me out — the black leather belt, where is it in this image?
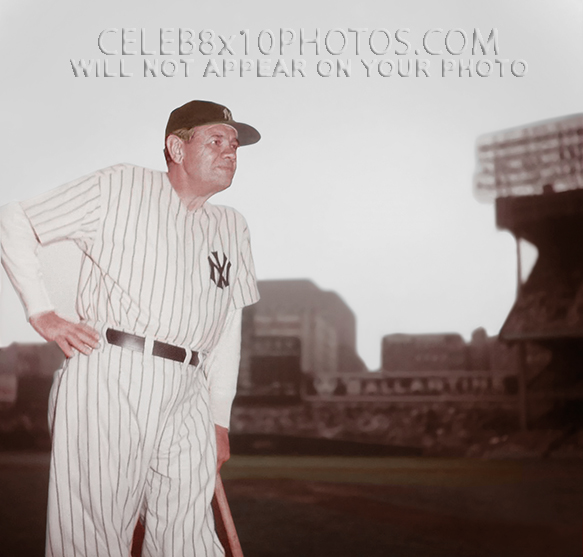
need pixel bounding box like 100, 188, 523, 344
105, 328, 199, 367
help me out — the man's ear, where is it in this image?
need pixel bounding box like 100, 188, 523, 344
166, 135, 184, 164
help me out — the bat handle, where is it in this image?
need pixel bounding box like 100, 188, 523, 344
213, 474, 244, 557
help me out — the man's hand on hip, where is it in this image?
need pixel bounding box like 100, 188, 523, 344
29, 311, 100, 358
215, 424, 230, 472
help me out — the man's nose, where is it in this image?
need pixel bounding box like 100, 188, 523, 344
223, 145, 237, 159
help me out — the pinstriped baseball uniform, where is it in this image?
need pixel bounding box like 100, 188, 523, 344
19, 163, 259, 556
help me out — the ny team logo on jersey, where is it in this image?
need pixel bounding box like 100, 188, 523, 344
208, 251, 231, 288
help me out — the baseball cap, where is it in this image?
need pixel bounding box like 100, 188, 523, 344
165, 100, 261, 146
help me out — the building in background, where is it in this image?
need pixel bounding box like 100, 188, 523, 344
238, 279, 367, 398
381, 328, 519, 375
382, 333, 468, 372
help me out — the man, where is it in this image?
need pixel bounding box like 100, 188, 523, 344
0, 100, 261, 556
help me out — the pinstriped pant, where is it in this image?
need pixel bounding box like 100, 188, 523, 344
46, 343, 225, 557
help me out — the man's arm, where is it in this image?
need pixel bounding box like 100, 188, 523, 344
204, 306, 243, 471
0, 203, 99, 357
0, 203, 54, 317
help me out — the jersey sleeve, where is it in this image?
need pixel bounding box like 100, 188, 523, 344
20, 169, 102, 250
231, 223, 260, 309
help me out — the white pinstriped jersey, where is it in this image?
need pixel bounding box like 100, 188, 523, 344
21, 163, 259, 354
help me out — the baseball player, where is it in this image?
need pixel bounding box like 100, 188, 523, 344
0, 100, 260, 556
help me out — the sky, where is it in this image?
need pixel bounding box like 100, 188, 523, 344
0, 0, 581, 370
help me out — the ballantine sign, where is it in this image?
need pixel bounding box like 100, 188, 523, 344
304, 371, 516, 401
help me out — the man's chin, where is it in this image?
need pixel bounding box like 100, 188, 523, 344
221, 172, 236, 188
213, 180, 234, 194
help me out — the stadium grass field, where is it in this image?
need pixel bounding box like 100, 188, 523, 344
0, 452, 581, 556
222, 454, 525, 486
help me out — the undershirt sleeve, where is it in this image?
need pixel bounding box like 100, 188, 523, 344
0, 203, 54, 319
204, 306, 243, 429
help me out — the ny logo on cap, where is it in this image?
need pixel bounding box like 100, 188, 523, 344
208, 251, 231, 289
223, 108, 232, 121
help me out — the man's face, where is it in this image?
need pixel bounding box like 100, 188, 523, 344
181, 124, 240, 196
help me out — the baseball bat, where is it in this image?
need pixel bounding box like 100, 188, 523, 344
212, 474, 244, 557
131, 474, 242, 557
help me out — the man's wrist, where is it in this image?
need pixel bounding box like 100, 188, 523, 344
28, 307, 57, 322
